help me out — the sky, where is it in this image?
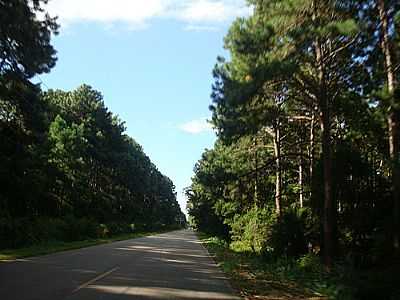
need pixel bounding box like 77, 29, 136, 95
38, 0, 249, 215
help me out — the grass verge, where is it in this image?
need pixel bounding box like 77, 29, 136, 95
198, 232, 356, 300
0, 230, 171, 261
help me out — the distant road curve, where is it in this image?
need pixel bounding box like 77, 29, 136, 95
0, 229, 240, 300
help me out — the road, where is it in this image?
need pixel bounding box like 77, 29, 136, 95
0, 230, 240, 300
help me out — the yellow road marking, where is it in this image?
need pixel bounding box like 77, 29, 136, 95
73, 266, 119, 293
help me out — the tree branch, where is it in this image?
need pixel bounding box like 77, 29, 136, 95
324, 34, 360, 64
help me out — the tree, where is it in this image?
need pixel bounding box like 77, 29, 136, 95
0, 0, 58, 79
0, 0, 59, 219
376, 0, 400, 251
209, 0, 363, 269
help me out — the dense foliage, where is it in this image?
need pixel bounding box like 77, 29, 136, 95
187, 0, 400, 280
0, 0, 185, 249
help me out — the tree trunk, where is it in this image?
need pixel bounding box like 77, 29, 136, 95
299, 157, 304, 208
378, 0, 399, 251
309, 112, 315, 199
273, 120, 282, 216
315, 38, 334, 270
320, 111, 333, 270
254, 137, 259, 206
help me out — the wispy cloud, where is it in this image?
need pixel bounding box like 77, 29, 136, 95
176, 0, 249, 23
46, 0, 250, 29
47, 0, 166, 27
184, 24, 219, 32
179, 118, 213, 134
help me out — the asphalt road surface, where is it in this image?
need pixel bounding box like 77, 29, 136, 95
0, 230, 240, 300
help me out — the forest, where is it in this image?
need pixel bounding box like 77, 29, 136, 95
187, 0, 400, 298
0, 0, 185, 250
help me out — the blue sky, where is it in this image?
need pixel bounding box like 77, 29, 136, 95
38, 0, 249, 214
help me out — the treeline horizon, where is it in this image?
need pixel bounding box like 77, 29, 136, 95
0, 0, 185, 249
187, 0, 399, 284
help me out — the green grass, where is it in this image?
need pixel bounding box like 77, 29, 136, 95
0, 230, 170, 261
198, 233, 355, 300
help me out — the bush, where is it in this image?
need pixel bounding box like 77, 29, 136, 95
106, 221, 131, 236
0, 216, 142, 249
30, 217, 67, 242
230, 206, 276, 253
0, 217, 31, 248
62, 215, 98, 241
297, 253, 322, 273
0, 215, 104, 249
269, 208, 312, 257
97, 224, 109, 238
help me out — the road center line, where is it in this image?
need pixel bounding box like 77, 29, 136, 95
72, 266, 119, 293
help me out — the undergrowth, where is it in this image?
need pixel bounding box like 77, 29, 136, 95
199, 233, 400, 300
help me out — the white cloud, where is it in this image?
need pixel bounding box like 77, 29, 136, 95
45, 0, 250, 29
179, 118, 212, 134
47, 0, 167, 27
184, 24, 219, 32
177, 0, 248, 23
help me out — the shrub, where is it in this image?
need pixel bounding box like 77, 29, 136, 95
130, 223, 135, 232
106, 221, 131, 236
30, 217, 67, 242
0, 217, 71, 248
0, 216, 141, 250
0, 217, 31, 248
61, 215, 98, 241
230, 206, 276, 253
270, 208, 311, 257
97, 224, 109, 238
297, 253, 322, 273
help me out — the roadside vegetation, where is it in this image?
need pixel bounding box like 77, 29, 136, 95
188, 1, 400, 299
200, 233, 400, 300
